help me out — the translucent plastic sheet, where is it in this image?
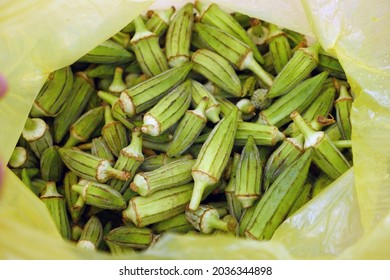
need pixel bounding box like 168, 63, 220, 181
0, 0, 389, 259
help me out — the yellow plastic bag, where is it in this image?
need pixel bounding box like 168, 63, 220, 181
1, 0, 389, 259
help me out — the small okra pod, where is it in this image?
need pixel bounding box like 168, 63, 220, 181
77, 40, 134, 64
195, 1, 264, 64
63, 171, 83, 223
140, 153, 193, 172
110, 31, 131, 51
58, 147, 130, 183
286, 178, 313, 218
40, 146, 66, 182
267, 42, 321, 98
71, 224, 83, 242
225, 153, 243, 221
245, 149, 313, 240
63, 106, 104, 148
109, 128, 144, 193
291, 111, 351, 180
145, 6, 176, 36
120, 62, 193, 117
91, 137, 115, 164
40, 182, 71, 240
312, 173, 334, 198
283, 86, 336, 137
142, 139, 170, 152
267, 24, 292, 74
131, 158, 195, 196
234, 121, 285, 146
324, 123, 342, 141
125, 73, 148, 88
166, 97, 208, 157
335, 85, 353, 140
122, 183, 194, 227
190, 78, 221, 124
263, 135, 304, 191
185, 204, 237, 234
141, 79, 192, 136
236, 99, 256, 116
165, 3, 194, 67
87, 64, 122, 79
97, 91, 135, 130
8, 146, 38, 169
317, 51, 346, 79
235, 136, 262, 208
53, 72, 95, 143
241, 76, 257, 98
130, 16, 169, 77
238, 201, 259, 237
189, 108, 239, 210
192, 49, 242, 97
20, 168, 42, 196
72, 180, 127, 210
250, 88, 272, 111
333, 140, 352, 150
151, 213, 194, 234
101, 104, 129, 157
283, 28, 307, 49
22, 118, 53, 159
257, 71, 328, 127
77, 216, 103, 251
104, 226, 153, 251
108, 67, 127, 94
195, 23, 273, 88
30, 66, 73, 117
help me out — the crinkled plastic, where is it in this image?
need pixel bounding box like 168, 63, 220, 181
0, 0, 389, 259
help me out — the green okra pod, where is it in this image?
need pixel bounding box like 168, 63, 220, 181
77, 216, 103, 251
245, 149, 313, 240
53, 72, 95, 143
122, 183, 194, 227
72, 180, 127, 210
257, 71, 329, 128
165, 2, 194, 67
185, 204, 237, 234
192, 48, 242, 97
120, 62, 193, 117
40, 146, 66, 182
101, 104, 129, 157
58, 147, 130, 183
30, 66, 74, 117
166, 97, 208, 157
145, 6, 175, 36
335, 85, 353, 140
267, 24, 292, 74
8, 146, 38, 169
109, 128, 144, 193
63, 106, 104, 148
195, 1, 264, 64
262, 135, 304, 191
267, 42, 321, 98
131, 16, 169, 77
77, 40, 134, 64
195, 22, 273, 88
235, 136, 262, 208
291, 111, 351, 180
40, 182, 71, 240
141, 79, 192, 136
189, 107, 239, 210
131, 158, 195, 196
104, 226, 153, 251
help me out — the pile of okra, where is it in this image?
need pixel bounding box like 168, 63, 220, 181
9, 1, 353, 254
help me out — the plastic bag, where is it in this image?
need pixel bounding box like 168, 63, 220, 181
1, 0, 389, 259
